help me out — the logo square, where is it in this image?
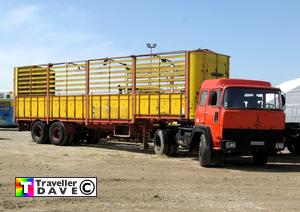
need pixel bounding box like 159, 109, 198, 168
16, 178, 34, 197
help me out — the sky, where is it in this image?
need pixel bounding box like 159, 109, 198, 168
0, 0, 299, 90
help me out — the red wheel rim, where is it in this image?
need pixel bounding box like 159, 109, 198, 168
53, 128, 61, 139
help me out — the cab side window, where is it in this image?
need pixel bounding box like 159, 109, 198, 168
209, 90, 221, 106
199, 91, 208, 106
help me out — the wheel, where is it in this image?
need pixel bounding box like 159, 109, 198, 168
31, 121, 49, 144
252, 153, 268, 166
199, 133, 211, 167
154, 129, 170, 155
165, 131, 177, 156
286, 142, 300, 155
168, 144, 178, 156
49, 122, 69, 146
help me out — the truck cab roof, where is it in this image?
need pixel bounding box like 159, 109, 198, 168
201, 78, 276, 90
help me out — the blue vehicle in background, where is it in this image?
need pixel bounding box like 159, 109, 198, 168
0, 91, 17, 127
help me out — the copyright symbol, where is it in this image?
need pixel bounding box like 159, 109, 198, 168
79, 180, 95, 195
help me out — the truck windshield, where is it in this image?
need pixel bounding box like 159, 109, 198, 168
223, 87, 282, 110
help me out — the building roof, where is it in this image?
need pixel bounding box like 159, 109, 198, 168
277, 77, 300, 123
276, 77, 300, 94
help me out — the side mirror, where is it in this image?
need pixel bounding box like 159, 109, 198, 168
281, 93, 286, 109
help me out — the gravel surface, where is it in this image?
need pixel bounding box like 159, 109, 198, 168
0, 129, 300, 211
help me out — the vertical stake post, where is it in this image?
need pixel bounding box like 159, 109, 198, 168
131, 56, 136, 123
85, 60, 90, 125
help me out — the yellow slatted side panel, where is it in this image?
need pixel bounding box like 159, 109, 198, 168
89, 94, 184, 119
51, 96, 59, 118
100, 96, 109, 119
24, 98, 31, 117
16, 97, 24, 117
135, 94, 184, 115
89, 95, 132, 120
49, 96, 86, 119
16, 93, 184, 119
17, 97, 45, 118
67, 96, 75, 118
110, 96, 119, 119
38, 97, 46, 117
60, 97, 67, 118
75, 96, 85, 119
120, 95, 131, 119
31, 97, 38, 117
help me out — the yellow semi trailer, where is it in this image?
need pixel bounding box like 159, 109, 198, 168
14, 49, 229, 151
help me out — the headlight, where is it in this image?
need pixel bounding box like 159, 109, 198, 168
226, 141, 236, 149
275, 142, 284, 150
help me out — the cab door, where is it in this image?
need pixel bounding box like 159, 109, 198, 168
195, 90, 208, 126
205, 89, 222, 145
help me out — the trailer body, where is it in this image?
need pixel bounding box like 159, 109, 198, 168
14, 49, 229, 143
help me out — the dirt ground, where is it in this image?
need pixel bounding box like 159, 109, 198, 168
0, 129, 300, 212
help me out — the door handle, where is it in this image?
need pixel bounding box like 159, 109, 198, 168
214, 112, 219, 123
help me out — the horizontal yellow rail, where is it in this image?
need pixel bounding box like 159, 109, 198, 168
17, 67, 47, 73
89, 59, 133, 66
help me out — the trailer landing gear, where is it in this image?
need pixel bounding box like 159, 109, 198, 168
139, 123, 149, 151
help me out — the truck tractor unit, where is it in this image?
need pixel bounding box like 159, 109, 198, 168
177, 78, 285, 166
14, 49, 285, 167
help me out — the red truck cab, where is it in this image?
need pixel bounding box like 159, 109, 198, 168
193, 79, 285, 166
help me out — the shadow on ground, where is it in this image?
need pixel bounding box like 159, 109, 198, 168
67, 138, 300, 172
201, 154, 300, 172
0, 128, 18, 131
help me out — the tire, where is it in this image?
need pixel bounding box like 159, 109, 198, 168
252, 153, 268, 166
287, 142, 300, 155
166, 131, 178, 156
166, 131, 177, 156
49, 122, 69, 146
199, 133, 211, 167
154, 129, 170, 155
168, 144, 178, 156
31, 121, 49, 144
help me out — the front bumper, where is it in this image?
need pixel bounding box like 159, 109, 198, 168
220, 129, 284, 153
220, 139, 284, 152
